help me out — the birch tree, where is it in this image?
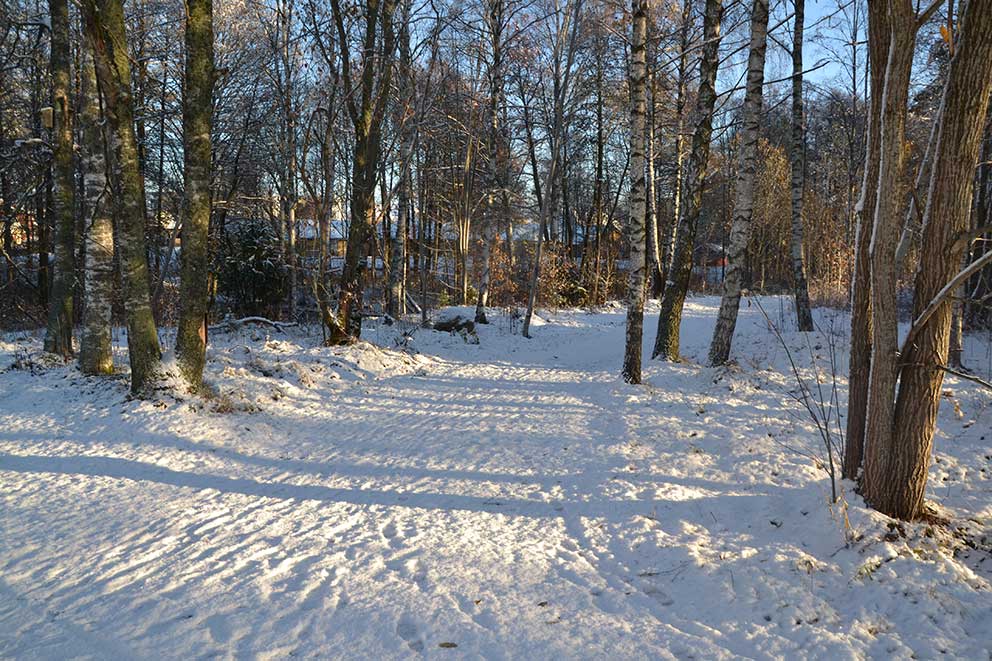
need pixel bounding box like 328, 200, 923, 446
658, 0, 692, 297
708, 0, 769, 366
789, 0, 813, 332
621, 0, 648, 384
81, 0, 162, 394
175, 0, 215, 390
78, 47, 114, 376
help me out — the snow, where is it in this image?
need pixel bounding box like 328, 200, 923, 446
1, 297, 990, 659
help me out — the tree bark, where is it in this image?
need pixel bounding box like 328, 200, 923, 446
708, 0, 769, 366
789, 0, 813, 332
329, 0, 399, 343
653, 0, 723, 361
81, 0, 162, 394
176, 0, 215, 391
476, 0, 510, 325
645, 61, 661, 299
589, 30, 605, 304
659, 0, 692, 298
843, 1, 889, 481
389, 0, 413, 319
622, 0, 648, 383
78, 47, 114, 375
876, 0, 992, 520
43, 0, 76, 357
862, 0, 917, 507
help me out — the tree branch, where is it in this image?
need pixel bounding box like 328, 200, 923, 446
901, 250, 992, 354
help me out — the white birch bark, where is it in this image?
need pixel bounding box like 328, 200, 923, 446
78, 47, 114, 375
622, 0, 648, 383
81, 0, 162, 394
789, 0, 813, 332
708, 0, 769, 366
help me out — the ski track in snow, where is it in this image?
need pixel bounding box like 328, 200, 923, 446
1, 297, 991, 659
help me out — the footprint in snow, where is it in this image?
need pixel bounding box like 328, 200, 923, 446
381, 519, 417, 549
396, 614, 425, 653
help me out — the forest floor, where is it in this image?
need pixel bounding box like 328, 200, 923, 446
1, 296, 991, 659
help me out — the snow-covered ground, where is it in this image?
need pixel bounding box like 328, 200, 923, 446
1, 297, 990, 659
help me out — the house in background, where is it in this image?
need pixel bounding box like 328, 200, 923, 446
692, 242, 726, 287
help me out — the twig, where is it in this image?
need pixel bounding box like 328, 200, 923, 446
753, 297, 839, 503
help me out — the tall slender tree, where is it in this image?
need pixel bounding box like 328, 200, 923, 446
658, 0, 692, 297
388, 0, 414, 319
475, 0, 513, 325
708, 0, 769, 366
653, 0, 722, 361
789, 0, 813, 332
843, 0, 889, 480
42, 0, 75, 357
522, 0, 583, 338
175, 0, 215, 390
621, 0, 648, 384
861, 0, 925, 499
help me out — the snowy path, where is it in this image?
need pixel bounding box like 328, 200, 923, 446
2, 298, 991, 659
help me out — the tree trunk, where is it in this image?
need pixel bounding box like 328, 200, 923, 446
43, 0, 76, 357
653, 0, 723, 361
708, 0, 769, 366
622, 0, 648, 383
645, 62, 662, 299
589, 34, 605, 304
843, 1, 889, 481
176, 0, 215, 391
81, 0, 162, 394
862, 0, 917, 508
878, 0, 992, 520
789, 0, 813, 332
660, 0, 691, 296
477, 0, 509, 325
388, 0, 413, 319
948, 281, 964, 369
329, 0, 399, 343
78, 47, 114, 375
335, 130, 377, 341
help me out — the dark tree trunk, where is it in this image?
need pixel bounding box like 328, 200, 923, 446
176, 0, 215, 390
